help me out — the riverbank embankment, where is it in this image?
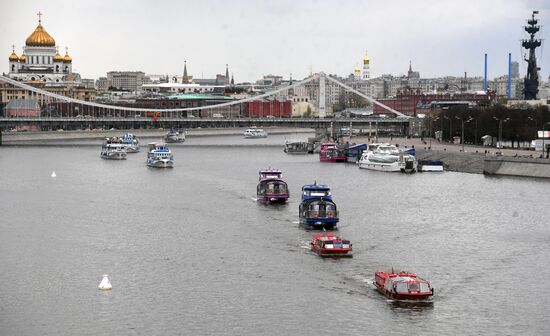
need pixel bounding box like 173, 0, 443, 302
1, 127, 314, 144
350, 136, 550, 178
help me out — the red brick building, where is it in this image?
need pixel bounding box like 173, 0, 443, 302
374, 89, 495, 116
244, 100, 291, 118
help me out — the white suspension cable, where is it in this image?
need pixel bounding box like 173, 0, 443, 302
321, 73, 409, 118
0, 74, 319, 113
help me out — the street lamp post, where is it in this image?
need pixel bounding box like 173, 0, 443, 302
493, 117, 510, 153
456, 116, 473, 152
430, 117, 439, 149
443, 115, 451, 142
527, 116, 538, 129
543, 122, 550, 158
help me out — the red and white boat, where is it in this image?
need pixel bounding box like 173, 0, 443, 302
256, 168, 289, 203
319, 143, 346, 162
374, 270, 434, 301
310, 232, 352, 257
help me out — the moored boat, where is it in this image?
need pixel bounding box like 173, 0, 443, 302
358, 143, 417, 173
100, 137, 127, 160
345, 143, 367, 162
244, 126, 268, 138
299, 183, 339, 230
418, 160, 444, 172
319, 142, 346, 162
374, 270, 434, 301
310, 232, 352, 257
121, 133, 140, 153
284, 141, 311, 154
146, 142, 174, 168
256, 168, 289, 203
164, 128, 185, 143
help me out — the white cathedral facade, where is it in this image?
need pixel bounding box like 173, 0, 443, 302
7, 12, 80, 85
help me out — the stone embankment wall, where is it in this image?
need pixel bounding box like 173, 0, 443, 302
416, 149, 550, 178
415, 150, 486, 174
483, 157, 550, 178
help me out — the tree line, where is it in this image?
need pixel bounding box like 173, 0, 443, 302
429, 104, 550, 147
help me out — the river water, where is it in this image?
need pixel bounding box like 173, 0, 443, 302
1, 134, 549, 335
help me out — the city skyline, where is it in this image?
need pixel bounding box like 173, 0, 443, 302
1, 0, 549, 82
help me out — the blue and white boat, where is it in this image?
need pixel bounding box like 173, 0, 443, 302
345, 143, 367, 162
299, 183, 339, 230
146, 142, 174, 168
121, 133, 140, 153
100, 138, 127, 160
418, 160, 444, 172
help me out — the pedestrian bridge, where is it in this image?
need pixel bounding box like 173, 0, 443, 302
0, 72, 411, 140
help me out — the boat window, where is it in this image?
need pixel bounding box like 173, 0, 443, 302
409, 283, 420, 292
324, 242, 334, 249
395, 282, 409, 293
419, 283, 430, 292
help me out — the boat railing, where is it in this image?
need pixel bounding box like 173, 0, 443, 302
304, 210, 338, 219
263, 189, 288, 195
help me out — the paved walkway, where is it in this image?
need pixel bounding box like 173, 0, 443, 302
350, 136, 549, 159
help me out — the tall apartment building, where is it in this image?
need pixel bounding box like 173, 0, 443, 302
106, 71, 145, 92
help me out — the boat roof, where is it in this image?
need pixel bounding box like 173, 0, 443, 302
152, 147, 170, 152
259, 168, 282, 174
259, 178, 286, 183
377, 271, 429, 283
348, 143, 367, 150
303, 184, 330, 190
312, 233, 349, 242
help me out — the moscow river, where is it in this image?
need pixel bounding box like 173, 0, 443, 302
1, 133, 550, 335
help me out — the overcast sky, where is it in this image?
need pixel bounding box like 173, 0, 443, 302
1, 0, 549, 82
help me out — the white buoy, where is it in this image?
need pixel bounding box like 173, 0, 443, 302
98, 274, 112, 291
51, 171, 56, 178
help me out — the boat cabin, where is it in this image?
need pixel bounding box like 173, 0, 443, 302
284, 141, 311, 154
300, 199, 338, 219
346, 143, 367, 162
311, 232, 352, 256
320, 142, 347, 162
259, 168, 283, 181
374, 271, 433, 300
301, 184, 332, 201
257, 179, 288, 196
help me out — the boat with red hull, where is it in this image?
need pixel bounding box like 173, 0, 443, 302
374, 270, 434, 301
310, 232, 352, 257
319, 143, 346, 162
256, 168, 289, 203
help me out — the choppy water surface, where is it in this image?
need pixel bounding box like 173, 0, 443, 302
1, 134, 549, 335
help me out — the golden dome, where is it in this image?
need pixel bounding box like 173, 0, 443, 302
25, 14, 56, 47
354, 66, 361, 72
63, 50, 72, 63
19, 52, 26, 62
54, 51, 63, 62
9, 51, 19, 61
363, 55, 370, 64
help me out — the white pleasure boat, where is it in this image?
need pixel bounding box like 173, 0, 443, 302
244, 126, 268, 138
358, 143, 417, 173
146, 142, 174, 168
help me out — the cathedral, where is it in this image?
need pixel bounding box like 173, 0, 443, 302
7, 12, 80, 84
